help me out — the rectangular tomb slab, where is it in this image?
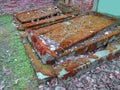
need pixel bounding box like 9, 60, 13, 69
15, 6, 61, 23
14, 5, 74, 30
26, 12, 119, 64
23, 37, 120, 83
27, 26, 120, 65
20, 19, 120, 84
19, 11, 120, 83
34, 12, 117, 51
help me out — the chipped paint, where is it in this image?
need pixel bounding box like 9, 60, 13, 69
58, 68, 68, 78
62, 21, 71, 25
37, 72, 49, 80
94, 50, 110, 59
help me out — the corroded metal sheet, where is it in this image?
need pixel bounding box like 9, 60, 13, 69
27, 26, 120, 64
15, 6, 59, 23
18, 8, 120, 83
14, 6, 73, 30
21, 23, 120, 83
23, 36, 120, 83
26, 12, 119, 64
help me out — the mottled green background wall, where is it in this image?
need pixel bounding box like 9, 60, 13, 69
97, 0, 120, 17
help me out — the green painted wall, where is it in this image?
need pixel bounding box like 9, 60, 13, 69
97, 0, 120, 17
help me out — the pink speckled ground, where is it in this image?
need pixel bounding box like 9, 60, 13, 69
0, 0, 54, 14
0, 0, 94, 15
0, 0, 120, 90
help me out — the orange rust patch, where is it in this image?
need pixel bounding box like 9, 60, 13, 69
75, 46, 86, 54
98, 58, 104, 64
107, 53, 113, 61
76, 59, 89, 64
89, 55, 98, 59
63, 70, 77, 80
63, 60, 79, 72
88, 43, 97, 52
115, 52, 120, 57
106, 46, 116, 51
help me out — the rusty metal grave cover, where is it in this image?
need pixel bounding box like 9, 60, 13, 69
20, 12, 120, 83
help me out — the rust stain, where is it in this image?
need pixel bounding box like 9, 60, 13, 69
107, 53, 113, 61
28, 29, 57, 57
